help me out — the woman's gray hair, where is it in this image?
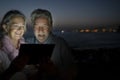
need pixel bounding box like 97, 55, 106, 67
0, 10, 26, 35
31, 9, 53, 27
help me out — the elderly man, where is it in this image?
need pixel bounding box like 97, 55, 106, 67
26, 8, 77, 80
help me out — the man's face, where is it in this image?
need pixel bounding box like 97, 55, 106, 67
34, 17, 51, 43
8, 17, 25, 40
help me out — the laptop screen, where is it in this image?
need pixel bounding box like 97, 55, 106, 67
19, 44, 55, 64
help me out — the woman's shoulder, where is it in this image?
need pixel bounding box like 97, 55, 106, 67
1, 35, 9, 41
0, 50, 5, 55
0, 50, 8, 59
1, 35, 11, 46
0, 50, 11, 73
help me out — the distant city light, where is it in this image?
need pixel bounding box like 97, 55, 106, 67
80, 29, 84, 32
85, 29, 90, 32
61, 30, 64, 33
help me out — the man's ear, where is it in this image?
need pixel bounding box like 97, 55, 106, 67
49, 26, 52, 32
2, 24, 8, 32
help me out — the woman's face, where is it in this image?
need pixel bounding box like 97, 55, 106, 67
7, 17, 25, 40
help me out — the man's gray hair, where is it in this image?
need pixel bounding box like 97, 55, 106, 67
31, 9, 53, 27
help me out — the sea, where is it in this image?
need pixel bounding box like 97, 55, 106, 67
24, 31, 120, 49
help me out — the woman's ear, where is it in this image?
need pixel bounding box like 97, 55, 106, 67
2, 24, 8, 32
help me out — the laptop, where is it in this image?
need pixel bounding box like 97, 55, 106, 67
19, 44, 55, 64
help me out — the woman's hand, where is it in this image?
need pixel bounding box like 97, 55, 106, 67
10, 54, 30, 71
1, 53, 30, 80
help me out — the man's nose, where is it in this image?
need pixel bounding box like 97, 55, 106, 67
38, 27, 45, 32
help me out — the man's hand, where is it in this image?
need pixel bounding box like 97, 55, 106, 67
39, 58, 58, 75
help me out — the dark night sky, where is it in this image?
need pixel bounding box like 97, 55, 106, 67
0, 0, 120, 27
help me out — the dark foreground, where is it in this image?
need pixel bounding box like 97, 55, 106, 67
72, 47, 120, 79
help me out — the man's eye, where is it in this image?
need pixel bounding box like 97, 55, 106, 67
13, 25, 18, 27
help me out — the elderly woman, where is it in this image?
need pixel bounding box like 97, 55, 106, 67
0, 10, 26, 61
0, 10, 28, 80
0, 10, 39, 80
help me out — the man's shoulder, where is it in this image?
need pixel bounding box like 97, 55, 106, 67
52, 34, 68, 45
